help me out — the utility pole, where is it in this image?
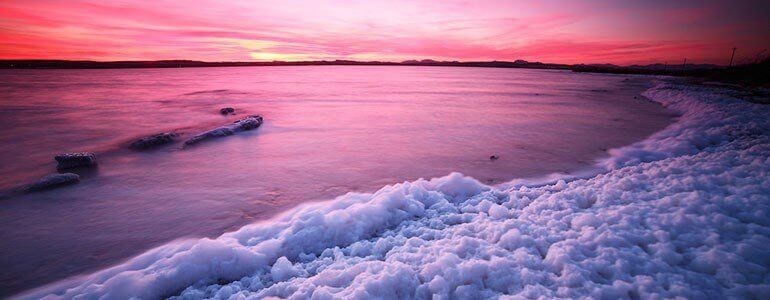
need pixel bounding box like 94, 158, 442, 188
682, 58, 687, 70
729, 47, 737, 67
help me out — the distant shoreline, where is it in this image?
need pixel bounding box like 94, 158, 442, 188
0, 59, 572, 71
3, 58, 766, 86
0, 58, 718, 74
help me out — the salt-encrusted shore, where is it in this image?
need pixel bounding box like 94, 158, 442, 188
18, 81, 769, 299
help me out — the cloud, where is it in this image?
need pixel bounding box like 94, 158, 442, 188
0, 0, 767, 64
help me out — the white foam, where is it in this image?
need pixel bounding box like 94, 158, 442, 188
19, 81, 770, 299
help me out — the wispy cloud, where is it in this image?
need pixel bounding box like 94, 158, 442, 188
0, 0, 767, 64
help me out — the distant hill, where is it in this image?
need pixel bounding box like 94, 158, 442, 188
0, 59, 571, 70
5, 59, 762, 86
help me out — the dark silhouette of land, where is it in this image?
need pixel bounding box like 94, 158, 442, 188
2, 58, 767, 86
575, 60, 769, 88
0, 59, 570, 70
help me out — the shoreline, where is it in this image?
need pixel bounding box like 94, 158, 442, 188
1, 59, 570, 71
0, 71, 672, 297
0, 59, 735, 79
12, 78, 687, 298
19, 78, 770, 298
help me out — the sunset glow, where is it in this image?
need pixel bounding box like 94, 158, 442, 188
2, 1, 770, 298
1, 0, 768, 65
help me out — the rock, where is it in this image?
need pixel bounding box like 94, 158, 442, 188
129, 133, 178, 150
234, 115, 263, 130
219, 107, 235, 115
184, 115, 263, 146
55, 152, 96, 169
184, 128, 234, 145
490, 155, 500, 161
26, 173, 79, 191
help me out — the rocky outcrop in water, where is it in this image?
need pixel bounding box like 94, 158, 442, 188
129, 133, 178, 150
26, 173, 79, 191
219, 107, 235, 115
184, 115, 263, 146
55, 153, 96, 169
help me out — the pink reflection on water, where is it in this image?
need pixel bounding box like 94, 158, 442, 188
0, 66, 671, 294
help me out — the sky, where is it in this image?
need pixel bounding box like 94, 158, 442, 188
0, 0, 768, 65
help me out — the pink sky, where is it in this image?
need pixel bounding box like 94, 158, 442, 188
1, 0, 768, 65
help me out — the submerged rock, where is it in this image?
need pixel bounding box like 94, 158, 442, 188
219, 107, 235, 115
234, 115, 263, 130
26, 173, 79, 191
55, 152, 96, 169
129, 133, 178, 150
184, 115, 263, 146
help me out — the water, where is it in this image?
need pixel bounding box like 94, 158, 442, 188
0, 66, 671, 295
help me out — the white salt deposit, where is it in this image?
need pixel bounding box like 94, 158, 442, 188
19, 81, 770, 299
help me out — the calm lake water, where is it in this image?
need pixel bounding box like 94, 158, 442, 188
0, 66, 671, 295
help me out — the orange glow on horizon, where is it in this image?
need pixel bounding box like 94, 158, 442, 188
0, 0, 768, 65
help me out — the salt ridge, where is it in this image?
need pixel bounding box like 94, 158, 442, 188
20, 81, 770, 299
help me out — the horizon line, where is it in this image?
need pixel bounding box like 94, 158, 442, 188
0, 58, 731, 68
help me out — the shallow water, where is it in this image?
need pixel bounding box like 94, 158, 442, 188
0, 66, 671, 295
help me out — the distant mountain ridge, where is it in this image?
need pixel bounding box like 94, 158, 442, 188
0, 59, 574, 70
1, 59, 751, 80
